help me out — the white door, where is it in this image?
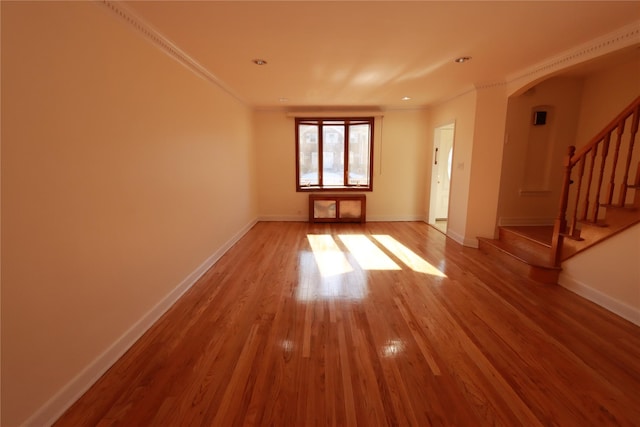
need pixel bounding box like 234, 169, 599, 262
429, 123, 454, 228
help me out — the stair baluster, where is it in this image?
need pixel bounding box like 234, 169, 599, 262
591, 133, 610, 222
581, 146, 598, 222
617, 105, 639, 206
568, 157, 586, 237
605, 119, 625, 205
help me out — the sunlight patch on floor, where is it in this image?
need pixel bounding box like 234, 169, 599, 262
373, 235, 446, 277
307, 234, 354, 277
297, 252, 367, 301
338, 234, 401, 271
299, 233, 447, 301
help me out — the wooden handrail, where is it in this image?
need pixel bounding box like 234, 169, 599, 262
551, 95, 640, 266
569, 96, 640, 165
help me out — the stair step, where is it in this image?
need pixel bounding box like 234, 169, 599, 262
578, 219, 609, 227
499, 225, 552, 248
600, 203, 638, 211
560, 231, 584, 241
477, 237, 560, 285
478, 237, 554, 267
561, 208, 640, 260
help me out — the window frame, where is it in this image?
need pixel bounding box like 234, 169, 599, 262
295, 116, 374, 192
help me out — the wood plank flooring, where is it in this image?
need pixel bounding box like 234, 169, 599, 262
54, 221, 640, 426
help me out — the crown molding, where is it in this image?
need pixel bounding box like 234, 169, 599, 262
100, 0, 247, 105
507, 20, 640, 92
475, 81, 507, 91
100, 1, 638, 111
435, 21, 640, 107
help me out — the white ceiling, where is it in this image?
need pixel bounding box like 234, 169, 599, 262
124, 1, 640, 110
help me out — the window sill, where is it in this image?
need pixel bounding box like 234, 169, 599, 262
297, 186, 372, 192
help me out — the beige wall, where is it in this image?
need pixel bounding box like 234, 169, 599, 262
575, 55, 640, 147
466, 86, 508, 241
369, 110, 430, 220
254, 111, 307, 219
559, 223, 640, 325
1, 2, 256, 426
429, 86, 508, 245
498, 77, 583, 225
428, 87, 508, 246
255, 109, 430, 221
428, 91, 477, 245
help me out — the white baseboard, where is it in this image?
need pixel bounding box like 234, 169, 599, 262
24, 218, 258, 427
498, 217, 555, 227
367, 215, 424, 222
558, 274, 640, 326
258, 215, 307, 221
445, 229, 479, 248
258, 215, 427, 222
446, 229, 465, 245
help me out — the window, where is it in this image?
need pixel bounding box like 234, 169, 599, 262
296, 117, 374, 191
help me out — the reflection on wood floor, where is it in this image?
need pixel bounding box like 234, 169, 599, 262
54, 221, 640, 426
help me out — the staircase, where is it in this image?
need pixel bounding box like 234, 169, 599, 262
479, 95, 640, 284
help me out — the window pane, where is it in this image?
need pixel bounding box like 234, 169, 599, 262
296, 117, 373, 191
348, 123, 370, 186
323, 125, 345, 186
299, 124, 319, 186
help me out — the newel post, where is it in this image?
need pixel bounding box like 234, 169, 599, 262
551, 146, 576, 267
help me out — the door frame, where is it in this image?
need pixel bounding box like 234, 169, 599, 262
428, 122, 455, 227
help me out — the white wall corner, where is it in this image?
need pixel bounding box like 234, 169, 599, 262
463, 236, 480, 248
23, 217, 259, 427
558, 273, 640, 327
445, 229, 478, 248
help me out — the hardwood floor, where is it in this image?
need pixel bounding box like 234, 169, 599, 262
54, 221, 640, 426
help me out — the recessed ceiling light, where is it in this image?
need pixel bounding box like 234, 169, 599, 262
454, 56, 472, 63
401, 96, 412, 101
253, 59, 267, 65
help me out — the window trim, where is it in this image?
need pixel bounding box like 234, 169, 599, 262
295, 116, 374, 192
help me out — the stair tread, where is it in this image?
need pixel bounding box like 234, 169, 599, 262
600, 203, 638, 210
478, 237, 559, 270
560, 232, 584, 241
578, 219, 609, 227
